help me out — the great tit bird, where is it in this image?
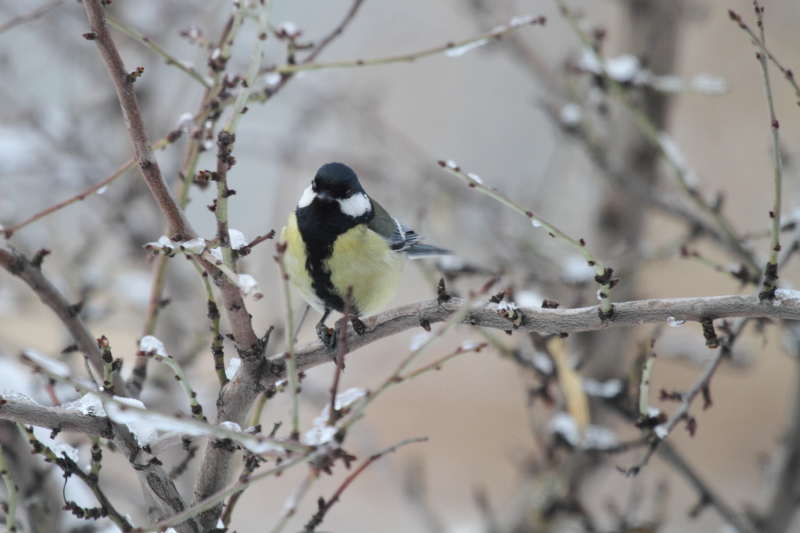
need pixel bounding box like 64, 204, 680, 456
280, 162, 450, 348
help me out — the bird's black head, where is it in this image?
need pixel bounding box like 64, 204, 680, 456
296, 162, 373, 221
312, 162, 365, 202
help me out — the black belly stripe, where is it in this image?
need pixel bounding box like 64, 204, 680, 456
295, 202, 373, 314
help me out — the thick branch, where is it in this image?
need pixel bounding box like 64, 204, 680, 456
0, 395, 113, 438
82, 0, 193, 238
260, 293, 800, 385
0, 246, 126, 395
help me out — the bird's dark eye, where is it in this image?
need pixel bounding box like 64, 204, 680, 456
311, 180, 318, 192
344, 189, 354, 198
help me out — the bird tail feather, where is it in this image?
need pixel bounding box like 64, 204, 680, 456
406, 244, 451, 258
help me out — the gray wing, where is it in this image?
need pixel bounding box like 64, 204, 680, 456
369, 200, 451, 257
389, 218, 451, 258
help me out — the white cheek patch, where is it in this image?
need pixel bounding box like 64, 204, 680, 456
337, 193, 372, 218
297, 185, 316, 208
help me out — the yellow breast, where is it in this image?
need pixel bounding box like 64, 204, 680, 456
327, 224, 406, 317
280, 213, 406, 317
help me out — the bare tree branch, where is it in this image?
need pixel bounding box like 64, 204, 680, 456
0, 246, 127, 396
260, 293, 800, 385
0, 395, 112, 438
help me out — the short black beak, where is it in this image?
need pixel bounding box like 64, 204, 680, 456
317, 190, 335, 203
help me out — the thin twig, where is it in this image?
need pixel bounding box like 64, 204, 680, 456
751, 1, 783, 300
439, 161, 616, 317
271, 16, 546, 75
0, 246, 127, 396
621, 319, 748, 476
276, 242, 300, 440
0, 0, 62, 34
302, 0, 366, 64
728, 9, 800, 104
106, 14, 210, 88
303, 437, 428, 532
553, 0, 760, 276
19, 424, 132, 531
328, 288, 353, 426
135, 454, 311, 533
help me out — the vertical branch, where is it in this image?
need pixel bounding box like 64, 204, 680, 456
82, 0, 194, 238
0, 443, 17, 533
328, 288, 352, 426
276, 243, 300, 440
213, 0, 274, 273
753, 1, 783, 300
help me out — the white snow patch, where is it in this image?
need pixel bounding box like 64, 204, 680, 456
139, 335, 168, 357
445, 38, 490, 57
304, 388, 367, 445
514, 290, 543, 308
466, 172, 483, 184
409, 332, 430, 351
559, 103, 582, 127
180, 237, 206, 254
437, 255, 465, 271
774, 289, 800, 305
577, 47, 603, 74
219, 421, 242, 433
63, 393, 106, 417
238, 274, 263, 300
106, 396, 159, 446
175, 112, 195, 132
561, 256, 595, 284
52, 442, 80, 463
264, 72, 282, 87
691, 74, 728, 94
531, 352, 553, 374
278, 21, 300, 38
304, 425, 338, 446
225, 358, 241, 380
0, 390, 38, 404
550, 412, 580, 445
22, 350, 71, 377
583, 378, 622, 398
666, 316, 686, 327
605, 54, 640, 83
658, 132, 699, 189
229, 229, 248, 250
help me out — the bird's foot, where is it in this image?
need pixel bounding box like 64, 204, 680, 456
316, 322, 339, 351
350, 316, 367, 336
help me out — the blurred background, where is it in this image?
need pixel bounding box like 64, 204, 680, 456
1, 0, 800, 531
